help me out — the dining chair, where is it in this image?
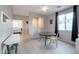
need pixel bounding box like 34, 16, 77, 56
39, 35, 45, 41
49, 33, 59, 47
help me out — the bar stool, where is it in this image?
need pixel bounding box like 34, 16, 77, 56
2, 43, 18, 54
1, 34, 20, 54
11, 43, 18, 54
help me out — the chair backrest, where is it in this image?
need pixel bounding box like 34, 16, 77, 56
56, 33, 59, 37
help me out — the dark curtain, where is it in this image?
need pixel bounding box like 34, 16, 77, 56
55, 12, 58, 35
72, 6, 78, 42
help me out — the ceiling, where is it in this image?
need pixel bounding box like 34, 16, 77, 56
12, 5, 73, 16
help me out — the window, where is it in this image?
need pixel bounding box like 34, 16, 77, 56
66, 12, 73, 31
58, 12, 73, 31
58, 14, 65, 30
13, 20, 23, 29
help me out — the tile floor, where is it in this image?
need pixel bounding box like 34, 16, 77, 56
17, 36, 75, 54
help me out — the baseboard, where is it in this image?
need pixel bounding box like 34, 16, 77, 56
59, 38, 75, 46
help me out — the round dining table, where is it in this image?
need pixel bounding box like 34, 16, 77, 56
39, 32, 56, 46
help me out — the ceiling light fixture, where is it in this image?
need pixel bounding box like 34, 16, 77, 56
41, 6, 48, 12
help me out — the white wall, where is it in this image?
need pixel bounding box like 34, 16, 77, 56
29, 13, 46, 38
0, 5, 13, 19
45, 14, 55, 33
0, 22, 13, 53
59, 31, 74, 44
0, 5, 13, 53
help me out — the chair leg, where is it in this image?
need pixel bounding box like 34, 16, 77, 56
11, 43, 18, 54
49, 39, 58, 48
1, 43, 7, 54
1, 43, 4, 54
6, 45, 10, 54
55, 39, 58, 48
15, 44, 18, 54
49, 39, 52, 45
